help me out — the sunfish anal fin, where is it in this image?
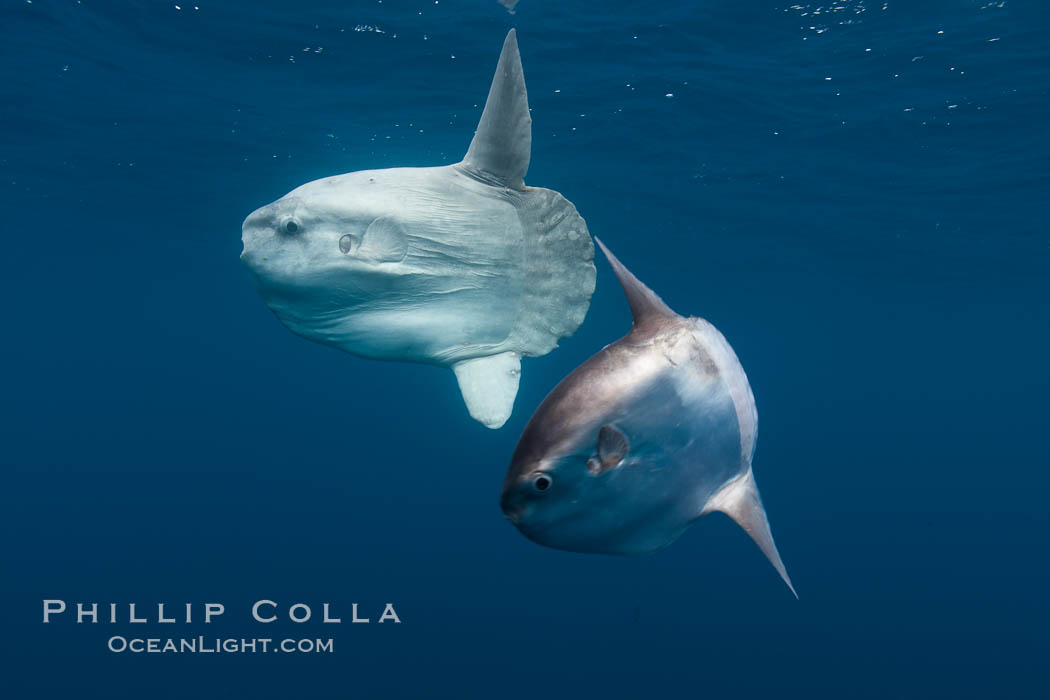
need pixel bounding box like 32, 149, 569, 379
595, 238, 677, 336
452, 352, 521, 430
458, 29, 531, 191
703, 468, 798, 598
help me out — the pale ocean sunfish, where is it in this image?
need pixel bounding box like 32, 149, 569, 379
240, 30, 595, 429
500, 239, 796, 597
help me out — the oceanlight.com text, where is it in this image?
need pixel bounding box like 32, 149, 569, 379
107, 636, 334, 654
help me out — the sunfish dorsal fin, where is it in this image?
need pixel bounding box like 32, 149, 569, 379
703, 468, 798, 598
459, 29, 531, 190
451, 352, 521, 429
595, 238, 677, 333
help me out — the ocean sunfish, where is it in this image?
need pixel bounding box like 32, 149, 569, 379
240, 30, 595, 429
500, 239, 796, 596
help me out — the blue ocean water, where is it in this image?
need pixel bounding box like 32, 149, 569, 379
2, 0, 1048, 697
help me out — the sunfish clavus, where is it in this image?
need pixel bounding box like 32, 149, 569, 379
240, 30, 595, 429
500, 240, 796, 596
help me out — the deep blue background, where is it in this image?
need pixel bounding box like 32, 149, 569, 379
2, 1, 1048, 697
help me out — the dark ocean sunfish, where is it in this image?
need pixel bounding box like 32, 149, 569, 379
500, 239, 796, 596
240, 31, 595, 429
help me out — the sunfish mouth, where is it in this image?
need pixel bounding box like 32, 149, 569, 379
500, 490, 523, 525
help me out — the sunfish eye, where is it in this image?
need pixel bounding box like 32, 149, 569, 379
532, 473, 553, 493
282, 218, 301, 235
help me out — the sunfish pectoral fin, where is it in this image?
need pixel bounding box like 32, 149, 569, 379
703, 468, 798, 598
594, 238, 678, 335
360, 216, 408, 263
597, 425, 629, 468
451, 352, 521, 429
458, 29, 531, 190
